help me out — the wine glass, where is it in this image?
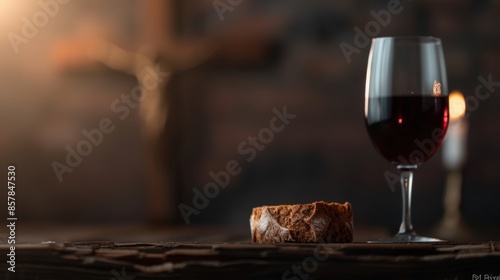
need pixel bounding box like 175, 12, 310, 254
364, 37, 449, 242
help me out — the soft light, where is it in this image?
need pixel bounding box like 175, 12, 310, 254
0, 2, 31, 34
449, 91, 466, 121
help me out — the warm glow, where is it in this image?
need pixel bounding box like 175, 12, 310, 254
0, 1, 32, 33
449, 91, 466, 121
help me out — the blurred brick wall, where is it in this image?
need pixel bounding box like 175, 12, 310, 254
2, 0, 499, 232
167, 0, 500, 229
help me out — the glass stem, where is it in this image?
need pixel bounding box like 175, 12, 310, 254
397, 165, 417, 236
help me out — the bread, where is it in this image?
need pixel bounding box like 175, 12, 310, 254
250, 201, 353, 243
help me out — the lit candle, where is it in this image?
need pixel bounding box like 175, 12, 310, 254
442, 91, 468, 170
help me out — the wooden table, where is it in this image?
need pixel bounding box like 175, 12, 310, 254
2, 241, 499, 280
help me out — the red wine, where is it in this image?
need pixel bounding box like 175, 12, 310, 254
365, 96, 449, 165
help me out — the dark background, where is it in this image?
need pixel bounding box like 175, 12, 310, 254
0, 0, 499, 240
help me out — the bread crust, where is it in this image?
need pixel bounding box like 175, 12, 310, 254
250, 201, 353, 243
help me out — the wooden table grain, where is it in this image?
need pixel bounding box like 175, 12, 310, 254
2, 241, 499, 280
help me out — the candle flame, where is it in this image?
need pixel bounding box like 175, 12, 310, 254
449, 91, 466, 121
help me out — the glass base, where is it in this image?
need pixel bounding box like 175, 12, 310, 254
368, 233, 447, 243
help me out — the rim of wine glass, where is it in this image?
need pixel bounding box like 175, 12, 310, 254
372, 36, 441, 44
